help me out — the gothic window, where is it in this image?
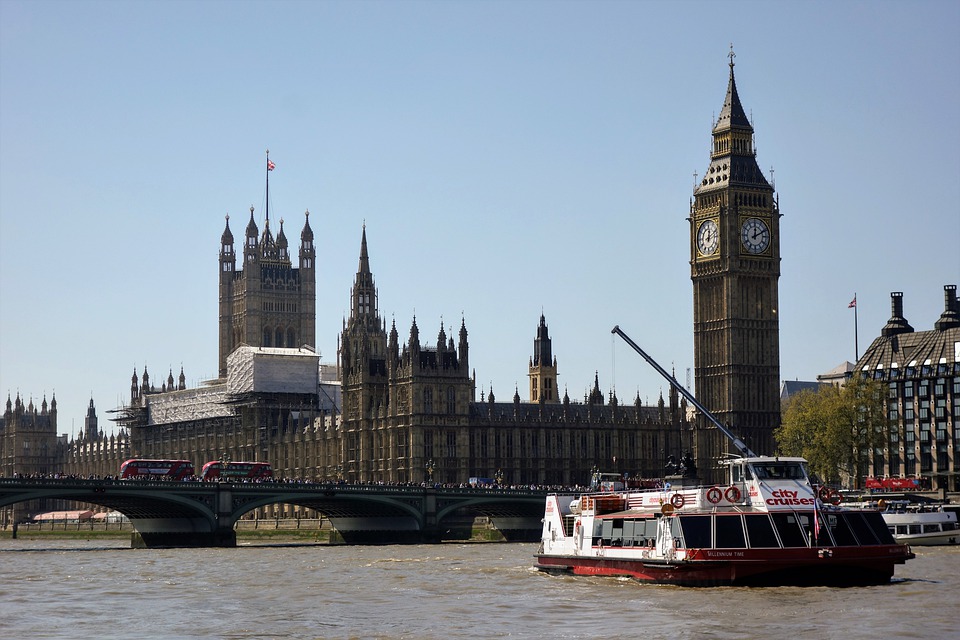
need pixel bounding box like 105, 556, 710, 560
424, 430, 434, 459
423, 389, 433, 414
275, 328, 284, 347
446, 430, 456, 458
287, 328, 296, 348
446, 387, 455, 414
263, 327, 272, 347
348, 434, 358, 462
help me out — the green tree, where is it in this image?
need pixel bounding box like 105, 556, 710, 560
777, 375, 887, 488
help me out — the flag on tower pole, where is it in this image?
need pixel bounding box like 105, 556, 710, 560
267, 159, 275, 171
849, 293, 859, 362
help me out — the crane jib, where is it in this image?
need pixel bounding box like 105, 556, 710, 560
610, 325, 756, 457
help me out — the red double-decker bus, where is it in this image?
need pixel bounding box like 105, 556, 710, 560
119, 459, 195, 480
200, 461, 273, 481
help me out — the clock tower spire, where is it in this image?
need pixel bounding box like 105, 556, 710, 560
690, 48, 781, 463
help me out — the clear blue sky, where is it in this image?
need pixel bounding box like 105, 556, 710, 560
2, 0, 958, 437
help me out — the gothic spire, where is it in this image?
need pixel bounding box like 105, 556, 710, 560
358, 224, 370, 274
713, 45, 752, 133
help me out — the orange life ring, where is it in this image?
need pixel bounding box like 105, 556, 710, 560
706, 486, 723, 504
670, 493, 685, 509
817, 486, 831, 502
724, 485, 741, 503
828, 489, 841, 506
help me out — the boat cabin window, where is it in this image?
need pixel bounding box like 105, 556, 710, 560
743, 514, 780, 547
863, 512, 896, 544
678, 515, 712, 549
771, 513, 808, 547
844, 512, 882, 545
715, 515, 747, 548
827, 513, 860, 546
594, 517, 658, 547
751, 462, 806, 481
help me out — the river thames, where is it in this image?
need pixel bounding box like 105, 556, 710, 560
1, 539, 955, 639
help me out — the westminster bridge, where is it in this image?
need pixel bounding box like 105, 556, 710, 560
0, 478, 553, 548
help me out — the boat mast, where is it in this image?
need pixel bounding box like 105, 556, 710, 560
611, 325, 756, 457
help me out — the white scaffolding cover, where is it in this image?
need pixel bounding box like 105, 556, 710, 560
227, 346, 319, 395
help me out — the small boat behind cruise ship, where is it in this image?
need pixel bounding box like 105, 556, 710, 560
851, 500, 959, 546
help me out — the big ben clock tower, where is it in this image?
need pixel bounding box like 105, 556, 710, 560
690, 49, 781, 463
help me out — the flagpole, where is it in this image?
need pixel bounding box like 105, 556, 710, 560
265, 149, 270, 225
853, 293, 859, 362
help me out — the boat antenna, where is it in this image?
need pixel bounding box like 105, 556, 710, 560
611, 325, 756, 457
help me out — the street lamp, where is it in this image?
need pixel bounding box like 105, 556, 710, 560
495, 468, 504, 486
425, 459, 435, 483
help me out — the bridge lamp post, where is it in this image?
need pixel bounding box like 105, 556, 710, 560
426, 459, 435, 483
495, 468, 504, 487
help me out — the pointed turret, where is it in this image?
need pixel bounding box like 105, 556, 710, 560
349, 225, 378, 325
244, 206, 260, 265
458, 317, 469, 373
587, 372, 604, 406
131, 367, 140, 403
299, 210, 316, 272
276, 218, 289, 261
84, 397, 98, 441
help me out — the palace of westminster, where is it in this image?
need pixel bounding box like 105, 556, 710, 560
3, 57, 958, 497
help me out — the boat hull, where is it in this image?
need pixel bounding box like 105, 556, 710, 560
535, 546, 914, 587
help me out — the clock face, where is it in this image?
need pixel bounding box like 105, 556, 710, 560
740, 218, 770, 254
696, 219, 719, 256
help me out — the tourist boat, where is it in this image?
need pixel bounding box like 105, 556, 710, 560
534, 327, 916, 587
850, 500, 959, 546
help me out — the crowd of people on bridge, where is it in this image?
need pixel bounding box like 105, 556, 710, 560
4, 471, 585, 492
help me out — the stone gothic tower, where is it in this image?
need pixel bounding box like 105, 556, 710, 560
218, 203, 316, 378
82, 397, 99, 441
690, 50, 781, 458
529, 314, 559, 403
340, 226, 390, 427
338, 227, 474, 483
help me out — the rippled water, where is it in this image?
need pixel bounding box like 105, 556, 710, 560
1, 539, 956, 639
